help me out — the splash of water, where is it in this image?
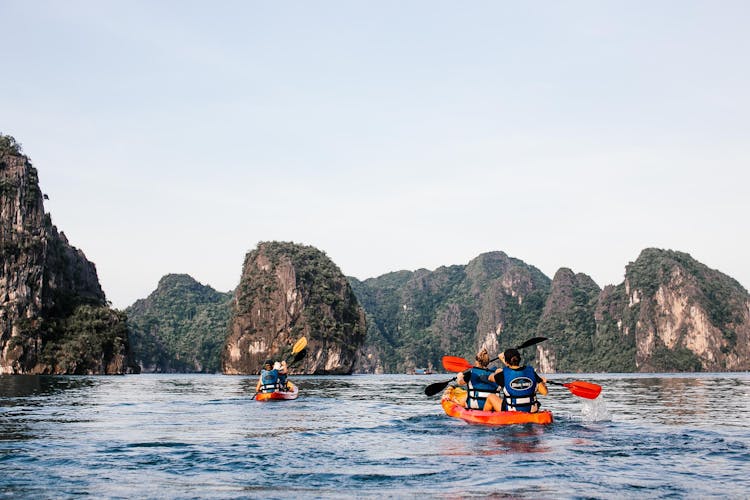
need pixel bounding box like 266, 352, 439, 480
580, 395, 611, 422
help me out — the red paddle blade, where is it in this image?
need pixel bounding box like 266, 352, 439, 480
564, 380, 602, 399
442, 356, 472, 372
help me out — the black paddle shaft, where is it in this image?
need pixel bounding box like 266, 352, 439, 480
487, 336, 547, 365
424, 370, 471, 397
424, 337, 548, 398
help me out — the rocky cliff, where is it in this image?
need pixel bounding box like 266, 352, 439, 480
353, 249, 749, 373
0, 135, 131, 374
222, 241, 366, 375
126, 274, 232, 373
350, 251, 551, 374
620, 249, 750, 371
121, 246, 748, 374
535, 268, 602, 373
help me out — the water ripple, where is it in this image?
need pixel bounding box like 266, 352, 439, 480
1, 373, 750, 498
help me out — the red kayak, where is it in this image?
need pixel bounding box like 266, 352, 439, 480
254, 382, 299, 401
441, 386, 553, 426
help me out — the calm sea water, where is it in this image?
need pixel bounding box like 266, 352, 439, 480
1, 372, 749, 499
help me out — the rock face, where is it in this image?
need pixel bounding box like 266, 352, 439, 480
535, 249, 750, 373
621, 249, 750, 372
0, 135, 131, 374
536, 268, 602, 373
222, 241, 366, 375
353, 248, 750, 373
350, 251, 551, 374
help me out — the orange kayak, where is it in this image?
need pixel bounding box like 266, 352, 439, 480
441, 386, 553, 426
254, 382, 299, 401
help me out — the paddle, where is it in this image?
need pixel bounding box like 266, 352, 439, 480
440, 355, 602, 400
424, 373, 465, 397
288, 337, 307, 361
426, 337, 548, 397
545, 380, 602, 399
289, 347, 307, 366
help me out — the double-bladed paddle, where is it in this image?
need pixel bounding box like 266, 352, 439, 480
439, 353, 603, 400
441, 337, 549, 372
424, 337, 548, 397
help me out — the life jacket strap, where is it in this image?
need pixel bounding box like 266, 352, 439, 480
503, 395, 538, 410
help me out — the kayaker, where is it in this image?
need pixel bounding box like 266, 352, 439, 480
486, 348, 548, 412
455, 348, 499, 410
255, 359, 280, 393
274, 360, 289, 391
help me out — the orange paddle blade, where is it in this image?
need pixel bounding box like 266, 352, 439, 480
442, 356, 472, 372
563, 380, 602, 399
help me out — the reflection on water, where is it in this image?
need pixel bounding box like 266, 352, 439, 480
439, 425, 552, 456
0, 372, 749, 498
0, 375, 98, 400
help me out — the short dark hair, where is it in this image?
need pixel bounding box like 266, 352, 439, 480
504, 348, 521, 365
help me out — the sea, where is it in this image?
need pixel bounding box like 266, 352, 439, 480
1, 372, 749, 499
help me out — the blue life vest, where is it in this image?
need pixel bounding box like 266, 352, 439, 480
501, 365, 538, 412
466, 366, 498, 410
260, 368, 279, 393
278, 372, 288, 390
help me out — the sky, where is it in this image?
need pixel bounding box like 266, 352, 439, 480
1, 1, 748, 309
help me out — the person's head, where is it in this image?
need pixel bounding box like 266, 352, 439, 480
475, 348, 490, 368
263, 359, 273, 370
503, 348, 521, 366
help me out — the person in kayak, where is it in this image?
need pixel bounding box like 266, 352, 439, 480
255, 359, 280, 393
274, 360, 290, 391
485, 348, 548, 412
455, 348, 499, 410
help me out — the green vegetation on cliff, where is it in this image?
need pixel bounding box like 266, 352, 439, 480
237, 241, 363, 346
627, 248, 746, 352
352, 249, 749, 373
40, 305, 130, 374
0, 133, 23, 155
119, 247, 748, 375
225, 241, 366, 375
536, 270, 601, 372
589, 284, 637, 372
351, 252, 551, 373
126, 274, 232, 373
2, 136, 131, 374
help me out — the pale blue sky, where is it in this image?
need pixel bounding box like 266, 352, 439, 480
2, 1, 748, 309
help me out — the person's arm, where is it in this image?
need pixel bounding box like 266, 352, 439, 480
488, 368, 503, 384
456, 369, 471, 385
535, 371, 548, 395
